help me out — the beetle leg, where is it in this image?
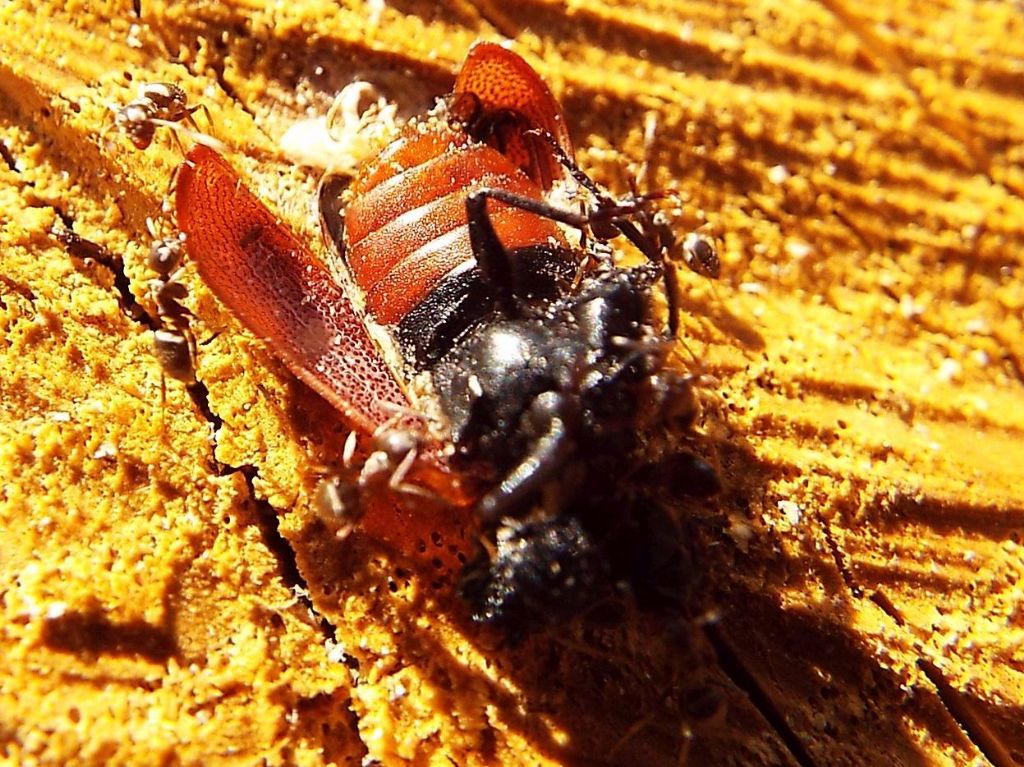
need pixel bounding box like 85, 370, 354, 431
476, 391, 577, 524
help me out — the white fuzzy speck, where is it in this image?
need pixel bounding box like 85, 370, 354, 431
936, 357, 962, 383
126, 23, 143, 48
778, 500, 802, 525
767, 164, 790, 184
899, 293, 924, 319
92, 441, 117, 460
784, 239, 813, 260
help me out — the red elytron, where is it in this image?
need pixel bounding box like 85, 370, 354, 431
176, 42, 717, 629
175, 141, 471, 564
176, 146, 411, 434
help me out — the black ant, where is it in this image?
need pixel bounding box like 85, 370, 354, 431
114, 82, 217, 154
517, 126, 721, 340
51, 221, 196, 399
116, 83, 194, 150
313, 412, 438, 538
145, 219, 196, 399
313, 431, 363, 537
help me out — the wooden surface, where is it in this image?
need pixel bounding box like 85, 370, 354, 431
2, 1, 1023, 765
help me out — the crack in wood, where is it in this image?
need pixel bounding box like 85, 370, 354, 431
238, 465, 338, 643
817, 512, 863, 599
917, 658, 1018, 767
703, 621, 820, 767
867, 591, 904, 627
868, 572, 1010, 764
52, 224, 150, 326
0, 138, 18, 172
51, 218, 224, 443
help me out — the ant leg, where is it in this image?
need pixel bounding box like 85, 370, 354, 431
522, 129, 720, 345
525, 127, 606, 199
184, 325, 198, 377
525, 127, 674, 255
662, 254, 682, 339
528, 127, 670, 204
609, 715, 657, 762
183, 103, 214, 135
465, 187, 589, 315
163, 125, 188, 157
604, 335, 673, 387
466, 187, 588, 229
342, 430, 359, 467
386, 447, 439, 500
387, 446, 418, 491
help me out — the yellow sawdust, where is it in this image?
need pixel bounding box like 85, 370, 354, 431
2, 0, 1023, 765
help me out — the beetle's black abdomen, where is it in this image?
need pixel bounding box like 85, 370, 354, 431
395, 244, 578, 367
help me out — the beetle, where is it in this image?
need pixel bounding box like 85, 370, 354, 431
175, 42, 717, 629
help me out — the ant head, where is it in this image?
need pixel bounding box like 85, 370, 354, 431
138, 82, 187, 111
681, 231, 720, 279
314, 474, 360, 520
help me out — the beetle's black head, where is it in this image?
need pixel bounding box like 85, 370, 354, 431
458, 490, 703, 634
459, 515, 607, 631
